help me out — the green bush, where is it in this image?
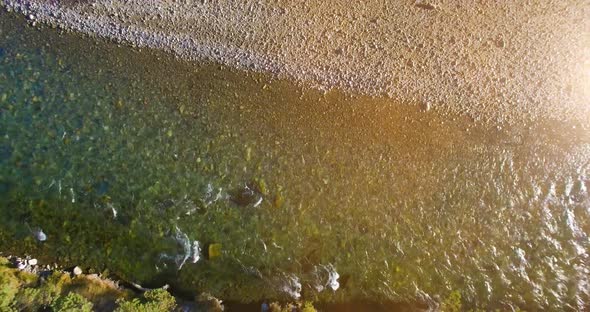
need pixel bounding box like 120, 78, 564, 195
51, 292, 94, 312
0, 259, 21, 310
0, 279, 19, 310
441, 290, 462, 312
0, 257, 189, 312
115, 289, 176, 312
301, 301, 317, 312
12, 271, 70, 310
268, 301, 316, 312
13, 287, 43, 311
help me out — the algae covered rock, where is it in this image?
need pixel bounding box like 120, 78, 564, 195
208, 243, 222, 260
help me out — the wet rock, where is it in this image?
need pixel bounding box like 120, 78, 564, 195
35, 230, 47, 242
159, 226, 201, 270
16, 260, 26, 270
312, 264, 340, 292
230, 183, 262, 207
280, 274, 302, 299
27, 225, 47, 242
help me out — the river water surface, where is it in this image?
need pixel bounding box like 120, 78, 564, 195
1, 10, 589, 310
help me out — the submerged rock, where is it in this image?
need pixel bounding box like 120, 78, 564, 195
159, 226, 202, 270
312, 264, 340, 292
207, 243, 222, 260
281, 274, 302, 299
230, 183, 263, 207
201, 183, 224, 207
34, 230, 47, 242
26, 224, 47, 242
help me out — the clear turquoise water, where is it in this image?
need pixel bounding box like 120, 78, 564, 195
1, 10, 589, 310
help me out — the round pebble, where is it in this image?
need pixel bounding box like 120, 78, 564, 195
73, 266, 83, 275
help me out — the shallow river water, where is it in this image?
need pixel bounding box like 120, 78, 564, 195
1, 10, 589, 310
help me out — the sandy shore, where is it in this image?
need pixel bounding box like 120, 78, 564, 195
2, 0, 589, 124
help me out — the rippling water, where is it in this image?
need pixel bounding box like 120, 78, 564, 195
0, 11, 589, 310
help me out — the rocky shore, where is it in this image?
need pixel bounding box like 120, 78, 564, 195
2, 0, 589, 125
0, 254, 245, 311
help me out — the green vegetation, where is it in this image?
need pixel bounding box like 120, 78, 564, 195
440, 290, 462, 312
1, 257, 35, 311
115, 289, 176, 312
51, 293, 94, 312
0, 256, 174, 311
267, 301, 316, 312
301, 301, 318, 312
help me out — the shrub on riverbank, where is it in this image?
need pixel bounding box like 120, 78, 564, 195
0, 257, 178, 311
51, 293, 94, 312
115, 289, 176, 312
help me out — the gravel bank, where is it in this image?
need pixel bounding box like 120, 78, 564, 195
3, 0, 590, 124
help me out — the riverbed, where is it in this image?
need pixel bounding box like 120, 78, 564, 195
0, 9, 589, 310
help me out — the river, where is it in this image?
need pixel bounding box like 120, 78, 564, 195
1, 10, 589, 310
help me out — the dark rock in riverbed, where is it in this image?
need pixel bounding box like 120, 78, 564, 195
230, 183, 263, 207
